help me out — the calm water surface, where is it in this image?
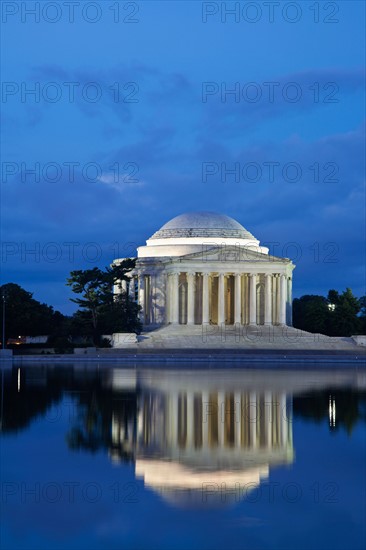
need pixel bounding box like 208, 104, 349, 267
1, 362, 365, 550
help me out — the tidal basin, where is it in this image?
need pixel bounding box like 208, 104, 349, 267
1, 362, 365, 550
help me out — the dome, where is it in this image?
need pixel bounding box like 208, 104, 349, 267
136, 211, 268, 258
150, 211, 255, 240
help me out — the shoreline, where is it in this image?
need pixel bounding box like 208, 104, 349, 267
3, 348, 366, 367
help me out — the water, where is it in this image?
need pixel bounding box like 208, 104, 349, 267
1, 362, 365, 550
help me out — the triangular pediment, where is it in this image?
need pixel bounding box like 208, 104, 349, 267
167, 245, 291, 264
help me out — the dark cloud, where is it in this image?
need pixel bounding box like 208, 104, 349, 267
2, 59, 364, 311
199, 67, 365, 136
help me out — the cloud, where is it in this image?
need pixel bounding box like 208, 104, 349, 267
98, 172, 144, 190
199, 67, 365, 136
2, 59, 364, 310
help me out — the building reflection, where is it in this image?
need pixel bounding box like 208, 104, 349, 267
107, 370, 294, 505
2, 364, 365, 507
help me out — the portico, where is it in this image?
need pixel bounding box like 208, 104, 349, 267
127, 270, 291, 326
114, 212, 295, 327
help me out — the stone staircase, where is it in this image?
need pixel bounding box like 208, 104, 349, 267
136, 324, 363, 351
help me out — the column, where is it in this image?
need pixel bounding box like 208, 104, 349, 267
288, 277, 293, 326
218, 273, 225, 325
113, 280, 121, 296
218, 391, 225, 447
137, 396, 144, 441
202, 391, 209, 447
202, 273, 209, 324
169, 393, 179, 446
170, 273, 179, 324
186, 392, 194, 447
279, 274, 287, 325
180, 277, 187, 324
249, 273, 257, 325
111, 413, 119, 444
249, 392, 257, 448
150, 273, 156, 324
187, 272, 195, 325
234, 391, 241, 447
234, 273, 242, 324
144, 276, 150, 324
138, 276, 145, 323
115, 279, 127, 294
280, 393, 287, 446
166, 274, 171, 323
243, 274, 249, 325
264, 391, 272, 448
276, 275, 281, 325
128, 277, 135, 300
264, 274, 272, 325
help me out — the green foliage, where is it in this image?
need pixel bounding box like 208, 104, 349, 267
98, 294, 142, 335
293, 288, 363, 337
0, 283, 68, 343
293, 295, 329, 334
328, 287, 361, 336
327, 289, 340, 306
66, 260, 141, 344
66, 268, 109, 331
68, 310, 95, 342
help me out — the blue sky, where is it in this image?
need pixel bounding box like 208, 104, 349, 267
1, 0, 365, 314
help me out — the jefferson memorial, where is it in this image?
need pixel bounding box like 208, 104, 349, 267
114, 212, 295, 328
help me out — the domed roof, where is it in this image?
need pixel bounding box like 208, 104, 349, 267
150, 211, 255, 240
135, 211, 268, 258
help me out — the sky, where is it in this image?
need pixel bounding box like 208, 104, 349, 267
1, 0, 365, 314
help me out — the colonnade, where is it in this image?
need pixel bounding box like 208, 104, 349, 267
138, 390, 292, 451
129, 271, 292, 326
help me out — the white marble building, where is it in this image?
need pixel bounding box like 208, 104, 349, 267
113, 212, 295, 327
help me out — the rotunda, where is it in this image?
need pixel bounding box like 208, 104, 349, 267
114, 212, 295, 326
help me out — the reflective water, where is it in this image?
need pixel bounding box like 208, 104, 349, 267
1, 363, 365, 550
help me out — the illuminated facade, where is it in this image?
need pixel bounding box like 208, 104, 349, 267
113, 212, 295, 327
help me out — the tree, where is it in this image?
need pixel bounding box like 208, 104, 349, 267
293, 288, 363, 337
66, 260, 141, 344
328, 288, 361, 336
66, 268, 109, 342
327, 289, 340, 306
98, 293, 141, 335
105, 258, 136, 290
293, 295, 330, 334
0, 283, 68, 343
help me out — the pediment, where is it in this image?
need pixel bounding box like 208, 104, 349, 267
169, 245, 290, 264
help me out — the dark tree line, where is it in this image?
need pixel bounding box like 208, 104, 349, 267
293, 288, 365, 337
1, 279, 364, 347
293, 388, 366, 435
1, 259, 141, 347
0, 283, 66, 345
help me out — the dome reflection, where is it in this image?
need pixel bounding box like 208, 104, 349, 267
107, 369, 294, 506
